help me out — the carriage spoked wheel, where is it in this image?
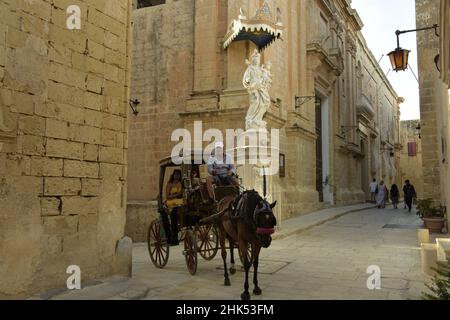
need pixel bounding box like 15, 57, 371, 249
179, 228, 186, 242
147, 219, 170, 269
195, 224, 219, 261
238, 243, 253, 266
183, 230, 198, 275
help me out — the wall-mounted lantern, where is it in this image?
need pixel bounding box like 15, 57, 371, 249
388, 24, 439, 72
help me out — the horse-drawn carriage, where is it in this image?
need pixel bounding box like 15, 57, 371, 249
147, 152, 277, 300
147, 153, 252, 275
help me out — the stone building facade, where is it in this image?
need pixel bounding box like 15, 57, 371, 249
399, 120, 424, 197
415, 0, 450, 227
127, 0, 402, 238
0, 0, 133, 298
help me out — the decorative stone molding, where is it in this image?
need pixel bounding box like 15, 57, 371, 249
346, 33, 357, 56
307, 44, 344, 77
286, 123, 318, 141
357, 93, 376, 119
0, 106, 15, 151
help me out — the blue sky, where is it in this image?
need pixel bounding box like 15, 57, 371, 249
352, 0, 420, 120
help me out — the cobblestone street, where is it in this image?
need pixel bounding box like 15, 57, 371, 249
129, 206, 428, 300
40, 205, 432, 300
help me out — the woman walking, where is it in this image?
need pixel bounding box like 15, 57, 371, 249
390, 184, 400, 209
375, 181, 389, 209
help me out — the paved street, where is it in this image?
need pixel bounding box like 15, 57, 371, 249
131, 206, 428, 300
43, 205, 430, 300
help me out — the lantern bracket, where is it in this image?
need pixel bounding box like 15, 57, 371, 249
395, 24, 439, 48
389, 24, 439, 72
295, 95, 316, 109
129, 99, 140, 116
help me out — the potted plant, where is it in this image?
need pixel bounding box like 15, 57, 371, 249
416, 199, 447, 233
422, 259, 450, 300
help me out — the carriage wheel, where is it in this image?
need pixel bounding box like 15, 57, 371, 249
184, 230, 198, 275
238, 243, 253, 266
179, 228, 186, 242
196, 224, 219, 261
147, 220, 170, 269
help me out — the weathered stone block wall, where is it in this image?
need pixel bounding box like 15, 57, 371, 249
0, 0, 132, 298
125, 201, 158, 242
416, 0, 446, 203
399, 120, 424, 197
128, 0, 195, 201
126, 0, 401, 228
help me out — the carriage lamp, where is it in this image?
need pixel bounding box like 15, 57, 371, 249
388, 24, 439, 72
129, 99, 140, 116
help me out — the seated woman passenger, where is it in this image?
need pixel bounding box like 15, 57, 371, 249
162, 169, 183, 245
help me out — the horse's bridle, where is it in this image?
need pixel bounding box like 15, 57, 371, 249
253, 201, 276, 235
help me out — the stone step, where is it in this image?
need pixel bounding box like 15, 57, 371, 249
436, 238, 450, 261
28, 276, 150, 300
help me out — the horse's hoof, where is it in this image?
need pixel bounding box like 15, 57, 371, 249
224, 278, 231, 286
229, 268, 236, 275
253, 287, 262, 295
241, 292, 251, 300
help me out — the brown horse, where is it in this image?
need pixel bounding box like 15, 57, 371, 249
216, 190, 277, 300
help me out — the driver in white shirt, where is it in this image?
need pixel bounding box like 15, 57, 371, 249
206, 142, 239, 201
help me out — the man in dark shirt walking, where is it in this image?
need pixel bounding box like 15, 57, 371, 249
403, 180, 417, 213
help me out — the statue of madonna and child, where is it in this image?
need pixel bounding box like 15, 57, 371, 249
243, 49, 273, 131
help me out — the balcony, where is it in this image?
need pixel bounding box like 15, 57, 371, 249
356, 93, 375, 120
306, 40, 344, 76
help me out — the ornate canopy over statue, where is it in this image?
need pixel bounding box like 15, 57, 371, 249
223, 1, 283, 51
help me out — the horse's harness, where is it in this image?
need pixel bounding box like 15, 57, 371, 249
228, 191, 275, 235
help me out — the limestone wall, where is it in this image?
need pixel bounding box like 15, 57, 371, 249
416, 0, 448, 205
126, 0, 401, 225
128, 0, 195, 201
399, 120, 424, 197
0, 0, 133, 298
125, 201, 158, 242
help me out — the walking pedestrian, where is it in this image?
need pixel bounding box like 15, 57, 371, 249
375, 181, 389, 209
390, 184, 400, 209
369, 178, 378, 203
403, 180, 417, 213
